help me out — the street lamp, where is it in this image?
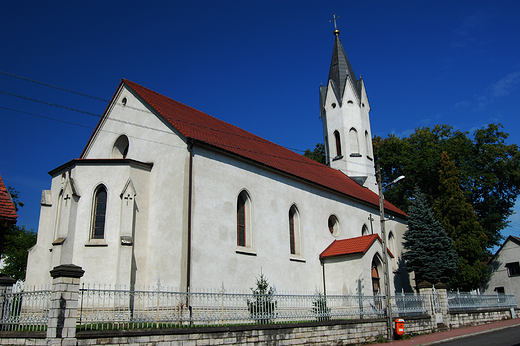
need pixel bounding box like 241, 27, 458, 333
377, 165, 405, 340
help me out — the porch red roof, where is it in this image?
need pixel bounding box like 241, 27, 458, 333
86, 79, 406, 217
320, 234, 394, 259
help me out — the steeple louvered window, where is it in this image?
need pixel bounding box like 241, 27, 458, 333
334, 131, 342, 157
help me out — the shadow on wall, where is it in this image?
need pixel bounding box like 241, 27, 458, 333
394, 257, 413, 293
480, 259, 502, 291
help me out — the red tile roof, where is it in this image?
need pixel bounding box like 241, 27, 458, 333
320, 234, 394, 259
86, 79, 406, 217
0, 175, 18, 225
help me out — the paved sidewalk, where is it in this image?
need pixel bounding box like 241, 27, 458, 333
371, 318, 520, 345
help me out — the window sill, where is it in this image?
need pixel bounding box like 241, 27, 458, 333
235, 247, 257, 256
85, 240, 108, 247
290, 256, 306, 263
52, 237, 67, 246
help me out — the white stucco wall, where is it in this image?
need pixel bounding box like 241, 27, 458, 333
25, 84, 410, 296
482, 238, 520, 307
188, 145, 408, 294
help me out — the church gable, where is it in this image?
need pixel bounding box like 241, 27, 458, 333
81, 82, 187, 163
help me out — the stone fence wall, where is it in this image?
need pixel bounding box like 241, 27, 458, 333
0, 265, 517, 346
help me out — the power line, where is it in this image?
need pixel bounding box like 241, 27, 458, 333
1, 72, 327, 159
1, 106, 94, 129
0, 90, 102, 118
0, 70, 109, 102
1, 106, 185, 150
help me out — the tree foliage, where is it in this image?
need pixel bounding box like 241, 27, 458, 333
304, 143, 326, 164
247, 273, 277, 324
374, 123, 520, 249
1, 225, 36, 281
433, 152, 488, 290
1, 187, 36, 281
403, 187, 458, 284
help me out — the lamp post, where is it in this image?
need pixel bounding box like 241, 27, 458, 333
377, 164, 404, 340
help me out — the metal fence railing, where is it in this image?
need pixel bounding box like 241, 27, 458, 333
77, 284, 397, 330
0, 288, 51, 332
448, 292, 516, 312
391, 293, 427, 316
1, 284, 515, 332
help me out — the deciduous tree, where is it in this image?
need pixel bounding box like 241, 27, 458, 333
374, 123, 520, 249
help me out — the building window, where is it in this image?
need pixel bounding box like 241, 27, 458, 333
506, 262, 520, 277
349, 128, 359, 155
365, 130, 372, 159
237, 194, 246, 247
362, 224, 369, 236
494, 287, 505, 294
388, 231, 396, 255
289, 205, 301, 256
372, 264, 380, 295
237, 190, 252, 249
112, 135, 129, 158
333, 131, 342, 157
92, 186, 107, 239
328, 215, 340, 237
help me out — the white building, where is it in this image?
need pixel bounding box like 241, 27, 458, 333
25, 30, 411, 295
482, 236, 520, 307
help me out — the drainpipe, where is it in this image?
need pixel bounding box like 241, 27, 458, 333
186, 139, 194, 294
321, 260, 326, 295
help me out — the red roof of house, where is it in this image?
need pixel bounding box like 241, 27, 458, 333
85, 79, 406, 217
0, 175, 18, 224
320, 234, 394, 259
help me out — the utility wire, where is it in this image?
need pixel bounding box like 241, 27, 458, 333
1, 106, 184, 150
0, 70, 109, 102
1, 106, 93, 129
0, 90, 101, 118
0, 72, 331, 159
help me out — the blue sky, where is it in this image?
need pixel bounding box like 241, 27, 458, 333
1, 0, 519, 250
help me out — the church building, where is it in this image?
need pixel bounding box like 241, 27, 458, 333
25, 29, 411, 295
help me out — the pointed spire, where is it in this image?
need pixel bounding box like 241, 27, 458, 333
326, 19, 360, 106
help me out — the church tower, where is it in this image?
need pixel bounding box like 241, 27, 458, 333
319, 26, 377, 193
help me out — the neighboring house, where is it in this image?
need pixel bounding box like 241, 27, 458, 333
0, 174, 18, 258
25, 30, 411, 295
482, 235, 520, 307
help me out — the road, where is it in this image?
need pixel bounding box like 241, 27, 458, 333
434, 324, 520, 346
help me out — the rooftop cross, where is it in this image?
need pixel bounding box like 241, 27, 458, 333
330, 13, 341, 31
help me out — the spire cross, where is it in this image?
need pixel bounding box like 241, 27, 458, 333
330, 13, 341, 30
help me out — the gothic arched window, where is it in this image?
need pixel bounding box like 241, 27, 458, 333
289, 205, 301, 256
349, 128, 359, 155
237, 190, 252, 248
92, 185, 107, 239
333, 131, 342, 157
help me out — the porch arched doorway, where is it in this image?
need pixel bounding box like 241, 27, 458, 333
371, 256, 382, 296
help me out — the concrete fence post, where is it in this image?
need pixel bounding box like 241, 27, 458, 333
434, 283, 450, 328
46, 264, 84, 345
417, 281, 435, 331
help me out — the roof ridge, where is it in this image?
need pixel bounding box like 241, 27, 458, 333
123, 80, 329, 169
123, 78, 280, 145
117, 79, 406, 218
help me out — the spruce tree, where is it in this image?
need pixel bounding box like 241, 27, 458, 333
403, 186, 458, 284
433, 152, 488, 291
